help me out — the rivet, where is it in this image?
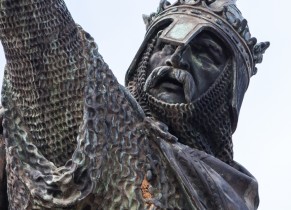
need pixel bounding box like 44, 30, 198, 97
216, 19, 222, 25
191, 9, 202, 15
171, 8, 178, 12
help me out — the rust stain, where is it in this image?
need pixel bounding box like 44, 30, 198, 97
141, 177, 152, 200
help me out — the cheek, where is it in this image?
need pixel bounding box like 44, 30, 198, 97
189, 56, 224, 90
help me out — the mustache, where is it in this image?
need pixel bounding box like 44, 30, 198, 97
144, 66, 196, 103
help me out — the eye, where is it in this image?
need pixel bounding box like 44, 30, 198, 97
192, 44, 223, 65
162, 44, 175, 55
206, 43, 224, 64
199, 53, 216, 64
191, 45, 214, 62
153, 39, 166, 52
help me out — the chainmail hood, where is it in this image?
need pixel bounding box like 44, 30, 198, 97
127, 35, 234, 163
146, 60, 234, 163
1, 2, 85, 166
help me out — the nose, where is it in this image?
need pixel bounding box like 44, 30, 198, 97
166, 45, 190, 70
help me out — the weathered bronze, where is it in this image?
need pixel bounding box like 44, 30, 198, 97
0, 0, 269, 209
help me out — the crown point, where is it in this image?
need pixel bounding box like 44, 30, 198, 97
142, 14, 150, 25
238, 19, 248, 34
247, 37, 257, 48
232, 18, 241, 29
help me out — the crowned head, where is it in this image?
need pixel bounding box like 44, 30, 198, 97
125, 0, 269, 163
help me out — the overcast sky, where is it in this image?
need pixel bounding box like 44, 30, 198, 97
0, 1, 290, 209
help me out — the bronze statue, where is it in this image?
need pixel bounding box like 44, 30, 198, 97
0, 0, 269, 209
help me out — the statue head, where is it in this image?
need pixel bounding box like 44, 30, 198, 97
125, 0, 269, 163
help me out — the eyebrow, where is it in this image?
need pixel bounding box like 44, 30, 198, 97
190, 31, 227, 54
198, 37, 224, 57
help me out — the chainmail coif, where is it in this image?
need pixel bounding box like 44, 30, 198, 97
127, 38, 234, 164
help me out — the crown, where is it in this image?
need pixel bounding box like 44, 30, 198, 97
143, 0, 269, 76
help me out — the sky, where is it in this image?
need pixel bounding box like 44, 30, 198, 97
0, 1, 290, 209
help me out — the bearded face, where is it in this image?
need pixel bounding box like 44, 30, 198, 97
144, 31, 229, 104
127, 31, 235, 163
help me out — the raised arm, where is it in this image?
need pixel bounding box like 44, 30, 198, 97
0, 1, 150, 208
0, 0, 76, 54
0, 0, 88, 166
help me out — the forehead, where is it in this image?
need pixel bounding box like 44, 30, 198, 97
189, 31, 227, 48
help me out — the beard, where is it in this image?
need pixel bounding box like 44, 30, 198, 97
146, 60, 234, 163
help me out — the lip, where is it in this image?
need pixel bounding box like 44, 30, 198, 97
144, 66, 196, 103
